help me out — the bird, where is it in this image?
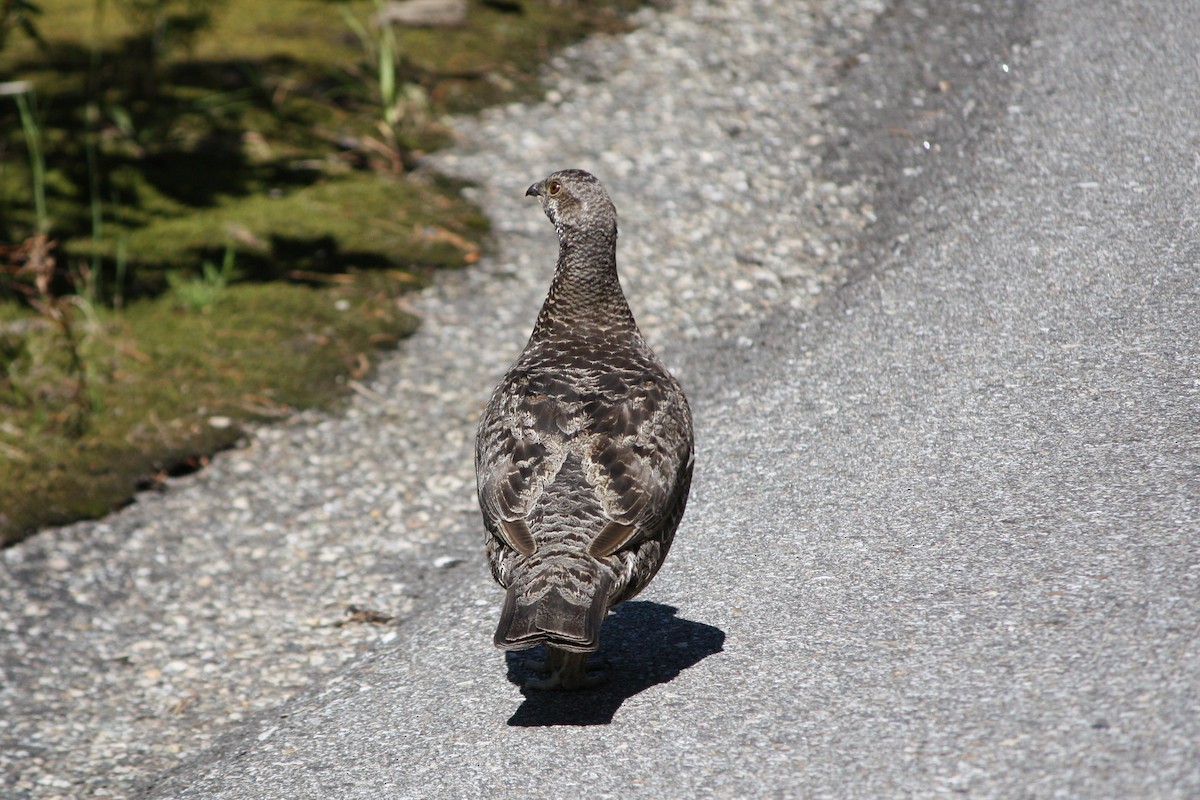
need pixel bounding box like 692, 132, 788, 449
475, 169, 694, 690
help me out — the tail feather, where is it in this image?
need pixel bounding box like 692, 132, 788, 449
495, 571, 612, 653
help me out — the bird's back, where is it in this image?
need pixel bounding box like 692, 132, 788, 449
477, 324, 692, 651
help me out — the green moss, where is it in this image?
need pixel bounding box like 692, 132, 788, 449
0, 279, 416, 540
69, 172, 486, 288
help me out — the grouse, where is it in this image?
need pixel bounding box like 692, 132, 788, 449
475, 169, 694, 690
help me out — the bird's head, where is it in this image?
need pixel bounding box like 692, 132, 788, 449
526, 169, 617, 237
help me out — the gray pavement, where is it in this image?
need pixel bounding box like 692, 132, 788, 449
5, 0, 1199, 797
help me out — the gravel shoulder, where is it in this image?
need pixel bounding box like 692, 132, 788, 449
4, 0, 1198, 798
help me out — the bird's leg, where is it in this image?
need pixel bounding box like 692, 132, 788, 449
523, 647, 605, 674
523, 655, 548, 673
523, 646, 606, 690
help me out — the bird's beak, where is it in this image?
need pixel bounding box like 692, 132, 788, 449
525, 181, 543, 198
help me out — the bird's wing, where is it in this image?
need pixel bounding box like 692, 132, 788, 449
476, 369, 580, 556
585, 369, 694, 558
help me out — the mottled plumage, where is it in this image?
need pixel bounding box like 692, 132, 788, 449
475, 169, 694, 689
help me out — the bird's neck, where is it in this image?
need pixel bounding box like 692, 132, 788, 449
531, 228, 636, 338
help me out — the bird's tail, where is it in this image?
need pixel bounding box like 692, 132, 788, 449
494, 567, 612, 653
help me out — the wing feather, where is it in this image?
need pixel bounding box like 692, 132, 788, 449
478, 355, 692, 561
584, 370, 693, 554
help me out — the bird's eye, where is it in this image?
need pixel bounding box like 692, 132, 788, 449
547, 181, 562, 196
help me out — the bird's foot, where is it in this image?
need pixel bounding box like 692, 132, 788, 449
523, 648, 606, 690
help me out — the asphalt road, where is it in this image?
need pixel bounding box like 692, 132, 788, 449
128, 0, 1200, 796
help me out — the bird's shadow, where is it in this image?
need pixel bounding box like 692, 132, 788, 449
504, 601, 725, 727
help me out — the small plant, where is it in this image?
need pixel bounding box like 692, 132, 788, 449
8, 81, 48, 234
168, 242, 237, 312
1, 82, 95, 435
5, 236, 98, 436
341, 0, 421, 172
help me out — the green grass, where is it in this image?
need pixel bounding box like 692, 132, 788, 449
0, 0, 649, 545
